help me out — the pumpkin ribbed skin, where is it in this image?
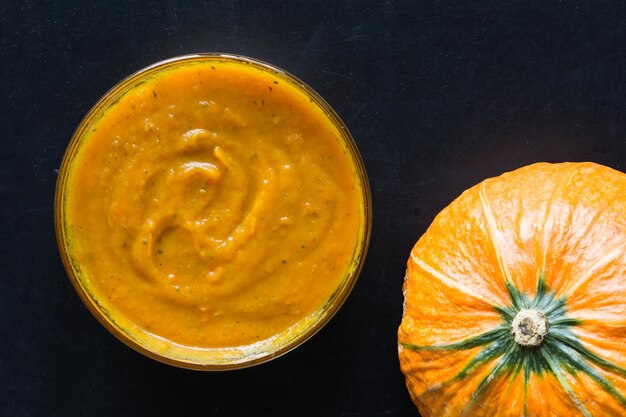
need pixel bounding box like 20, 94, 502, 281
398, 162, 626, 417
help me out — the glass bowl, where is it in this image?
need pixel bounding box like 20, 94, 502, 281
55, 53, 372, 370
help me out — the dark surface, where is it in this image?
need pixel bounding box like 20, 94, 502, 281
1, 1, 626, 416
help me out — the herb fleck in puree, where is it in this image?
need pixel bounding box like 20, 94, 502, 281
62, 56, 367, 360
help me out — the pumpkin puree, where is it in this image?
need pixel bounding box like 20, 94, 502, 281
64, 59, 365, 349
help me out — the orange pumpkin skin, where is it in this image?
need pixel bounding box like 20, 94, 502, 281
398, 162, 626, 417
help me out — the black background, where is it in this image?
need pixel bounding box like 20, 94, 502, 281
2, 1, 626, 416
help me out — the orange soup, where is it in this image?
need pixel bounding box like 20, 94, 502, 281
59, 55, 368, 363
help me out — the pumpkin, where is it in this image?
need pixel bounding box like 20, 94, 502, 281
398, 162, 626, 416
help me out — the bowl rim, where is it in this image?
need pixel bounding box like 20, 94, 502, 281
55, 53, 372, 370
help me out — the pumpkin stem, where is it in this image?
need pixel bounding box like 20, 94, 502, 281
511, 309, 549, 347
